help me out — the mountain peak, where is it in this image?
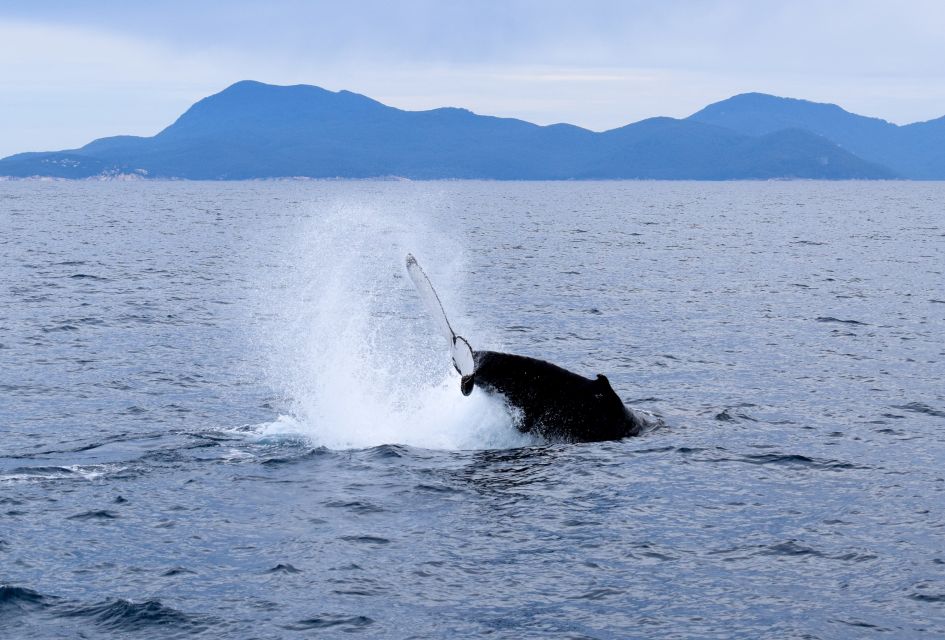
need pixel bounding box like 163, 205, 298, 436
692, 92, 859, 122
206, 80, 380, 107
690, 92, 893, 134
219, 79, 330, 94
155, 80, 389, 140
220, 79, 272, 92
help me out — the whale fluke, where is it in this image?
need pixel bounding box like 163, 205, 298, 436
405, 254, 474, 377
404, 253, 652, 442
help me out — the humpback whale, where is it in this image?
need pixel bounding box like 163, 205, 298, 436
405, 254, 650, 442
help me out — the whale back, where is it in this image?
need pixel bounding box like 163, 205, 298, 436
470, 351, 641, 442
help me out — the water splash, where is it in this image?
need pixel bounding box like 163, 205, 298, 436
253, 195, 531, 450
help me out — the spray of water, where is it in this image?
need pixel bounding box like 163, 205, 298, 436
252, 193, 533, 450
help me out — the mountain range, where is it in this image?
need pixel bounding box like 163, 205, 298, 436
2, 80, 942, 180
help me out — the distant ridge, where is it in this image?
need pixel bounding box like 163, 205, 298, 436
4, 80, 939, 180
689, 92, 945, 179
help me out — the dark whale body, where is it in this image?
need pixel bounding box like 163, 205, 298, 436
462, 351, 646, 442
405, 253, 651, 443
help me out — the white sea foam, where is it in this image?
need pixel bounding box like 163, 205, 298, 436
0, 464, 128, 484
251, 193, 533, 451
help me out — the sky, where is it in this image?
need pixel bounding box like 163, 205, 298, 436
2, 0, 945, 157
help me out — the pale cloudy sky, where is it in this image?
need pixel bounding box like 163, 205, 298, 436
2, 0, 945, 157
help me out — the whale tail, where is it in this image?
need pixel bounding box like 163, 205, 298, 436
405, 254, 475, 381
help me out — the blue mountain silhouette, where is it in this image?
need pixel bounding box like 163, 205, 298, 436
689, 92, 945, 179
3, 80, 934, 180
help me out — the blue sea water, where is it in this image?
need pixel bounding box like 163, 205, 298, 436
1, 180, 944, 639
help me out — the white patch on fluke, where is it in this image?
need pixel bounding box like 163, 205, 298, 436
406, 253, 476, 378
451, 335, 475, 378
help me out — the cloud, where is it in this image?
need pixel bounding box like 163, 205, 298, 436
1, 2, 944, 157
0, 21, 221, 154
5, 1, 945, 71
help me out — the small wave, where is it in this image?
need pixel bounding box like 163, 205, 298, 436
259, 447, 330, 466
747, 453, 861, 469
891, 402, 945, 418
831, 618, 891, 632
708, 453, 863, 471
231, 417, 313, 447
67, 510, 119, 520
833, 551, 878, 562
41, 323, 80, 332
675, 446, 707, 454
0, 585, 50, 611
761, 540, 825, 558
68, 273, 108, 281
629, 445, 675, 454
340, 535, 391, 545
324, 500, 386, 514
67, 463, 128, 481
0, 463, 129, 484
58, 598, 214, 633
8, 465, 75, 476
569, 587, 625, 601
282, 614, 374, 631
1, 468, 70, 483
713, 408, 759, 422
368, 443, 412, 459
266, 563, 302, 574
815, 316, 868, 326
5, 431, 165, 458
414, 482, 465, 494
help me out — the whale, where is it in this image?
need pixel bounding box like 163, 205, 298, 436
405, 254, 651, 442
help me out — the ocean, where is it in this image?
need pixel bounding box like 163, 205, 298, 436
2, 180, 943, 638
